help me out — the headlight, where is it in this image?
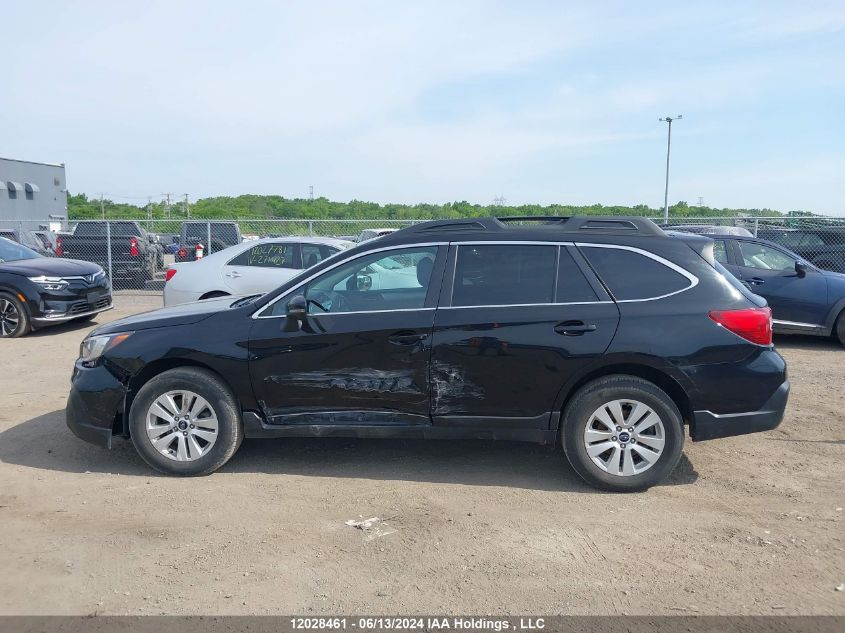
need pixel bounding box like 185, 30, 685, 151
79, 332, 133, 367
28, 275, 69, 291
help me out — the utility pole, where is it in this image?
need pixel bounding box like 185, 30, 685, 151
309, 185, 314, 201
658, 115, 682, 223
161, 193, 173, 219
697, 196, 704, 208
100, 193, 105, 219
492, 195, 507, 207
183, 194, 190, 218
147, 197, 153, 223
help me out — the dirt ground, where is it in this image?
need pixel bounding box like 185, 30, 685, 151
0, 295, 842, 616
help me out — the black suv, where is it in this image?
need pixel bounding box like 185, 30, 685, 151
66, 217, 789, 491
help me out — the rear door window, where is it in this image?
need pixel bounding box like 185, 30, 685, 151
581, 246, 692, 301
228, 243, 299, 268
452, 244, 556, 306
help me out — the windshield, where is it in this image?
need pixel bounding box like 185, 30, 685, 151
0, 237, 40, 263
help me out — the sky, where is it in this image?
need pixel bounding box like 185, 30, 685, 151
2, 1, 844, 214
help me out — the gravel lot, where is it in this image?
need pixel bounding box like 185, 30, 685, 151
0, 296, 842, 615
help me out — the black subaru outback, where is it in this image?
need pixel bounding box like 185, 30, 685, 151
66, 217, 788, 491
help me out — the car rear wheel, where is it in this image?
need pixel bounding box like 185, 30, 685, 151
0, 293, 31, 338
835, 311, 845, 347
129, 367, 243, 476
561, 375, 684, 492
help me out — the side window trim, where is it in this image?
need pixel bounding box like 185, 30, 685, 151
253, 242, 447, 319
575, 242, 699, 303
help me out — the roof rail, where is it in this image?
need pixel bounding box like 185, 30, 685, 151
397, 216, 664, 237
496, 216, 664, 236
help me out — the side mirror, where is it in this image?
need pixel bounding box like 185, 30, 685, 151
795, 261, 807, 278
355, 273, 372, 291
286, 294, 307, 323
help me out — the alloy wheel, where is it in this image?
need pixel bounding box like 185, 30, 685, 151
583, 399, 666, 476
145, 390, 219, 461
0, 299, 20, 337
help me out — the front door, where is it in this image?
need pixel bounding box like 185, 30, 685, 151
430, 243, 620, 429
728, 239, 828, 325
249, 244, 446, 425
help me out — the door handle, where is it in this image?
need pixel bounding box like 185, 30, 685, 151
747, 277, 765, 285
225, 271, 242, 278
554, 321, 597, 336
388, 331, 427, 346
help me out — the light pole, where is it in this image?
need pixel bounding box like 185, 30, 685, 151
659, 114, 682, 223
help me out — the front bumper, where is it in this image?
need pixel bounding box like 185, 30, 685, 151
691, 380, 789, 441
33, 302, 113, 325
66, 362, 127, 448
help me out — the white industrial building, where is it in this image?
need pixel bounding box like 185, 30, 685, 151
0, 157, 68, 231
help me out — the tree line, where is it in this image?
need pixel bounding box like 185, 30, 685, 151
67, 192, 810, 221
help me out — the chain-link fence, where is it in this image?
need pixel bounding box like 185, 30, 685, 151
2, 216, 845, 294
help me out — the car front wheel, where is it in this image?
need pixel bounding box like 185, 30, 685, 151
561, 375, 684, 492
129, 367, 243, 476
0, 293, 31, 338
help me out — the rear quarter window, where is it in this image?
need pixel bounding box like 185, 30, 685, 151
580, 245, 693, 301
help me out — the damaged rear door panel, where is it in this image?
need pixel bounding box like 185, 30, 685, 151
429, 243, 620, 432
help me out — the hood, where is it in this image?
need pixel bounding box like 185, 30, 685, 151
94, 295, 238, 334
0, 257, 102, 277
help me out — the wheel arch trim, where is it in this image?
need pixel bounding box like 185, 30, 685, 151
122, 359, 243, 437
550, 357, 694, 431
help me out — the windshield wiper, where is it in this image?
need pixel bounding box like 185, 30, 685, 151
230, 295, 262, 308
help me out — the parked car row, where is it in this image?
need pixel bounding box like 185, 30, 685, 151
55, 220, 164, 287
6, 216, 844, 492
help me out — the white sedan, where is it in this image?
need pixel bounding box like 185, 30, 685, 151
163, 237, 351, 306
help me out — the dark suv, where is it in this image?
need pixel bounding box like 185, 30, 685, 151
66, 217, 788, 491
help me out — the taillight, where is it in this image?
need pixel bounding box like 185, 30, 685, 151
165, 268, 177, 282
709, 307, 773, 346
130, 237, 139, 257
178, 248, 187, 258
55, 236, 63, 257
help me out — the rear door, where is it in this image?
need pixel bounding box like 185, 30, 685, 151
731, 239, 828, 325
429, 242, 619, 430
223, 242, 302, 295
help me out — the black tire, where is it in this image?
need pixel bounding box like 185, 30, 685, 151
835, 311, 845, 347
0, 292, 32, 338
561, 375, 684, 492
129, 367, 243, 476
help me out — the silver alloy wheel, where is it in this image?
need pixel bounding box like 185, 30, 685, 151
583, 399, 666, 476
145, 390, 219, 462
0, 299, 20, 337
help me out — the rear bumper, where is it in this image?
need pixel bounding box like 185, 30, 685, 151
691, 380, 789, 441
